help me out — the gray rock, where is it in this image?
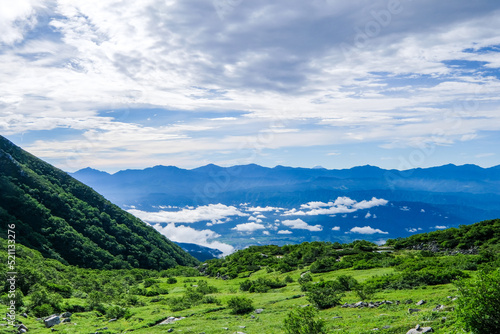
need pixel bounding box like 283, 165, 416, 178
432, 304, 445, 312
408, 308, 421, 314
255, 308, 264, 314
61, 312, 72, 318
332, 316, 343, 319
21, 313, 28, 318
406, 324, 433, 333
167, 329, 173, 333
62, 318, 71, 323
44, 315, 61, 328
108, 318, 117, 322
416, 300, 426, 306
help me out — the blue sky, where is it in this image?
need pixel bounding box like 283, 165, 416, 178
1, 0, 500, 172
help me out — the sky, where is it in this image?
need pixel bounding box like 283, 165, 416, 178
1, 0, 500, 173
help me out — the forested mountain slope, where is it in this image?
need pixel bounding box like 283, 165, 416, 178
0, 135, 198, 270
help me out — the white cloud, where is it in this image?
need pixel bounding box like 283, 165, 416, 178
152, 223, 234, 256
407, 227, 423, 233
434, 225, 448, 229
331, 226, 340, 231
300, 201, 331, 210
365, 212, 372, 219
284, 197, 388, 216
350, 226, 388, 234
281, 219, 323, 232
232, 222, 266, 232
128, 204, 248, 224
262, 231, 270, 235
278, 230, 293, 235
256, 214, 267, 219
247, 206, 284, 212
248, 217, 263, 223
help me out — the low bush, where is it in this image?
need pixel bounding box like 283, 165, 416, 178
227, 296, 254, 314
283, 306, 326, 334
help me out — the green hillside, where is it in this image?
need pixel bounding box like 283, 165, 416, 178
0, 135, 198, 270
0, 220, 499, 333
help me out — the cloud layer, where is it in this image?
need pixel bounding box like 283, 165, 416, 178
1, 1, 500, 171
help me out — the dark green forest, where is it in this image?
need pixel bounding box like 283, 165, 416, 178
0, 135, 197, 270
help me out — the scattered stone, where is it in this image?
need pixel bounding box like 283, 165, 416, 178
382, 326, 391, 329
408, 308, 421, 314
406, 324, 433, 333
21, 313, 28, 318
62, 318, 71, 323
44, 315, 61, 328
332, 316, 343, 319
222, 328, 228, 330
239, 326, 246, 328
432, 305, 445, 312
108, 318, 117, 322
341, 300, 401, 309
167, 329, 173, 333
405, 300, 413, 304
255, 309, 264, 314
50, 329, 58, 332
416, 300, 426, 306
250, 315, 255, 319
61, 312, 72, 318
372, 328, 380, 331
158, 316, 186, 325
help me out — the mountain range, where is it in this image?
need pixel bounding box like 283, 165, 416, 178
71, 162, 500, 253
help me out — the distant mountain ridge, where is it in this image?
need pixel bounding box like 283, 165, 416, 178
0, 135, 198, 269
71, 162, 500, 251
72, 163, 500, 207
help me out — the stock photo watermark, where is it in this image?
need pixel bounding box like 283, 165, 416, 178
213, 0, 243, 20
6, 223, 17, 327
341, 0, 413, 61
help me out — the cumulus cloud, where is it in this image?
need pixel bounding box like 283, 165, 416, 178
331, 226, 341, 231
247, 206, 285, 212
278, 230, 293, 235
152, 223, 234, 256
284, 197, 388, 216
365, 212, 372, 219
407, 227, 423, 233
349, 226, 388, 234
434, 226, 448, 229
232, 222, 266, 232
281, 219, 323, 232
128, 204, 248, 223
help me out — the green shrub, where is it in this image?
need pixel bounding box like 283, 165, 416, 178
227, 296, 254, 314
32, 304, 54, 317
167, 277, 177, 284
455, 269, 500, 333
143, 278, 156, 288
283, 306, 326, 334
106, 305, 131, 319
305, 281, 344, 309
